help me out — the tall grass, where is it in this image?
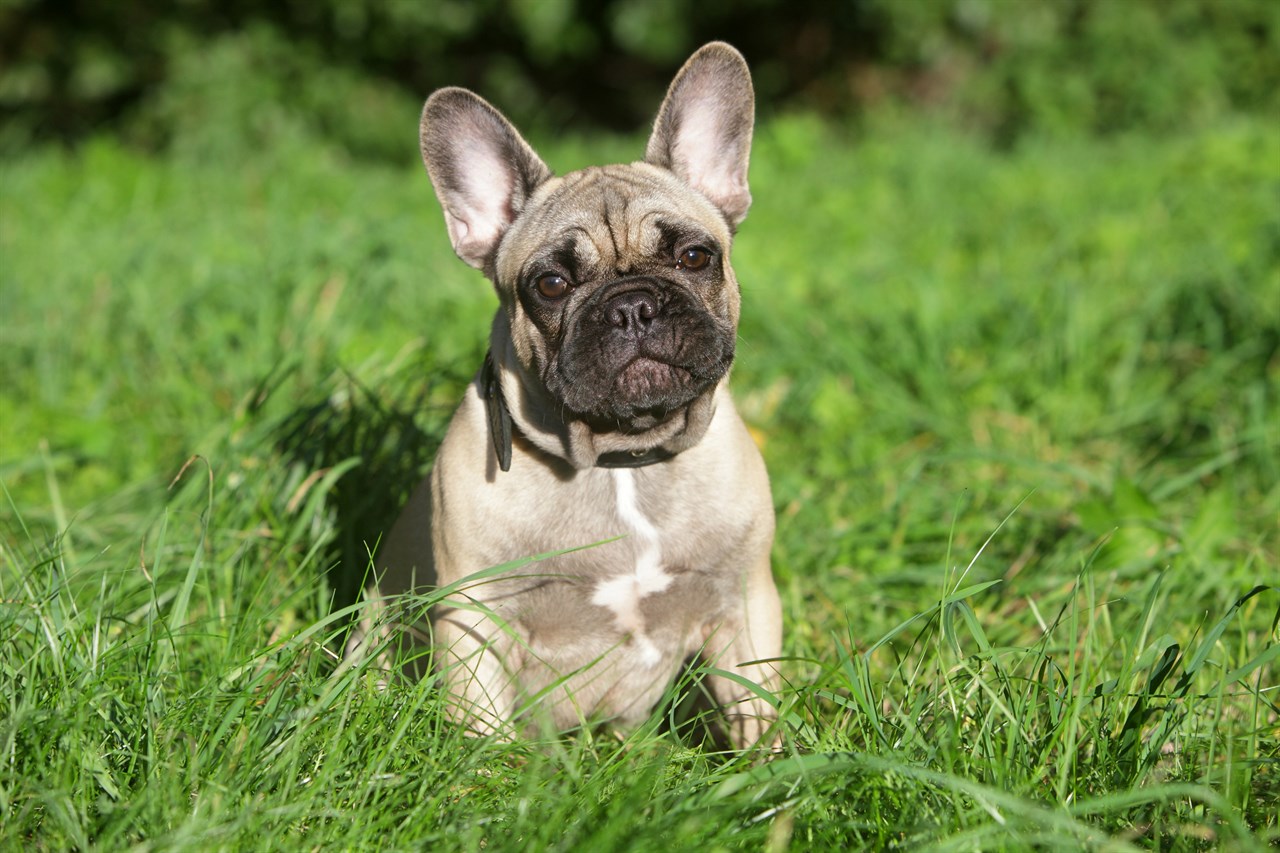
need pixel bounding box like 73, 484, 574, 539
1, 114, 1277, 849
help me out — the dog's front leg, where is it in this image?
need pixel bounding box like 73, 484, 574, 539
434, 609, 521, 738
702, 559, 783, 750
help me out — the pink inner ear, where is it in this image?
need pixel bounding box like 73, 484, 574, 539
677, 127, 745, 194
445, 121, 518, 266
672, 115, 750, 223
661, 71, 752, 224
444, 204, 500, 269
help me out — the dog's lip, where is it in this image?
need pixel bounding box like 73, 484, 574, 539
617, 356, 690, 381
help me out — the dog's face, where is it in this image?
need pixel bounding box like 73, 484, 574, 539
496, 164, 740, 430
420, 43, 754, 434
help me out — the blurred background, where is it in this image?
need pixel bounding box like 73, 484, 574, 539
2, 8, 1278, 843
3, 0, 1278, 157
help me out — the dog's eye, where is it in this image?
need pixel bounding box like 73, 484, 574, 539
535, 273, 570, 299
676, 247, 712, 271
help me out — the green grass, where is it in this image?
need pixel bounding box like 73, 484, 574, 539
2, 113, 1277, 849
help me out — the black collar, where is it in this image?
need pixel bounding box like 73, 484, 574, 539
480, 351, 677, 472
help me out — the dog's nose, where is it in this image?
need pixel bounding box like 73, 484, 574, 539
605, 291, 659, 331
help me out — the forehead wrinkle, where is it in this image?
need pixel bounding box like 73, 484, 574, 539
558, 179, 631, 266
600, 183, 632, 265
519, 225, 599, 279
563, 224, 603, 269
630, 208, 665, 255
517, 167, 688, 275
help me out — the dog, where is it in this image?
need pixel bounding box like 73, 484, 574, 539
370, 42, 781, 749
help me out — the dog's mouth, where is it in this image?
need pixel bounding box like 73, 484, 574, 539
616, 358, 691, 396
546, 277, 734, 430
556, 351, 727, 432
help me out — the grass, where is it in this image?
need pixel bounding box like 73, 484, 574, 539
1, 111, 1277, 849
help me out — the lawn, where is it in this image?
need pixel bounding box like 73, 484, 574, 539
1, 113, 1277, 849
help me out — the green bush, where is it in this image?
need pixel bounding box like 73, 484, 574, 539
2, 0, 1277, 155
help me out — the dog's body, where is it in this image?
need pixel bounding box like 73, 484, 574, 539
371, 43, 781, 747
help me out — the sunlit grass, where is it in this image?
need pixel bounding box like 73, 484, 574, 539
1, 115, 1277, 848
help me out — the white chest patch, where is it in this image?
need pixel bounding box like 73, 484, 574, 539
591, 469, 672, 666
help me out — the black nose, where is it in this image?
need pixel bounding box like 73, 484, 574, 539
605, 290, 659, 331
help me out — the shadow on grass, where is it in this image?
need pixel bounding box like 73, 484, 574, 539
270, 360, 462, 632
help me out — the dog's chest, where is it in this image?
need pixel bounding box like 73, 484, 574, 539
506, 466, 736, 666
587, 469, 677, 664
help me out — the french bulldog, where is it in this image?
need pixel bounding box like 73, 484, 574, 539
370, 42, 781, 748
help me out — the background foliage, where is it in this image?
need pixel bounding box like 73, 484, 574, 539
2, 0, 1279, 155
2, 1, 1278, 849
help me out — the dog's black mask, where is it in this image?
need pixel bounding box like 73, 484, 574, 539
547, 276, 735, 432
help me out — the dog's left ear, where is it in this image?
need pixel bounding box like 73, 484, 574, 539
420, 88, 553, 270
645, 42, 755, 229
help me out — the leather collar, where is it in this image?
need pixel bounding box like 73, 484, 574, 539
480, 351, 677, 472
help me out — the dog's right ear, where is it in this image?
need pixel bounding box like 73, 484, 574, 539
645, 42, 754, 229
420, 88, 553, 270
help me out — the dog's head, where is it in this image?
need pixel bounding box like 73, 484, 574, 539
420, 43, 753, 436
